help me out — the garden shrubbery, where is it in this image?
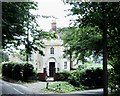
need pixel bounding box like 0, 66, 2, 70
57, 67, 103, 89
80, 68, 103, 88
2, 61, 37, 81
2, 62, 15, 78
12, 64, 23, 80
108, 61, 120, 95
23, 63, 37, 81
56, 71, 71, 81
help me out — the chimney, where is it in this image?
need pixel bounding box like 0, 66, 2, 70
51, 20, 56, 31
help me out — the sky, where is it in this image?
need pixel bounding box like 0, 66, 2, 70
32, 0, 72, 31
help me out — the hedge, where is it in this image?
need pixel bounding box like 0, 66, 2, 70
56, 71, 71, 81
56, 68, 103, 89
2, 61, 36, 81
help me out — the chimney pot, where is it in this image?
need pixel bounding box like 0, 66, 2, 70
51, 20, 56, 31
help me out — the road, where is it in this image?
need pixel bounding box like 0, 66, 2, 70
0, 80, 103, 96
0, 80, 40, 95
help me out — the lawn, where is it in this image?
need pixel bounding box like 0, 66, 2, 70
42, 81, 83, 93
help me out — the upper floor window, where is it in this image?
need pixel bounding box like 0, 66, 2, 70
50, 47, 54, 54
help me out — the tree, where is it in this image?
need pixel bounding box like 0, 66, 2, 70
2, 2, 36, 49
59, 26, 102, 64
68, 2, 120, 58
65, 2, 120, 95
58, 27, 77, 69
2, 2, 54, 62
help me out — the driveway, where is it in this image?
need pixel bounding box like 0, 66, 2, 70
22, 81, 55, 94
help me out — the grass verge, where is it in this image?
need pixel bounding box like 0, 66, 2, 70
42, 81, 84, 93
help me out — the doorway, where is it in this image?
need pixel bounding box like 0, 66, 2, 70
49, 62, 55, 77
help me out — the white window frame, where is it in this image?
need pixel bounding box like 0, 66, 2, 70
64, 61, 67, 69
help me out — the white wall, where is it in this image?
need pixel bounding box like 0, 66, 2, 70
33, 39, 70, 73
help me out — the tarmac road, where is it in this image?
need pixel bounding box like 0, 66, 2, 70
0, 80, 40, 95
0, 79, 103, 96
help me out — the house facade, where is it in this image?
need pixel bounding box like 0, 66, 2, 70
33, 21, 71, 81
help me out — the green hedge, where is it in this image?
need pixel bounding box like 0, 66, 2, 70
23, 63, 37, 81
12, 64, 23, 80
56, 68, 103, 89
56, 71, 71, 81
2, 62, 15, 78
80, 68, 103, 88
2, 61, 36, 81
108, 62, 120, 94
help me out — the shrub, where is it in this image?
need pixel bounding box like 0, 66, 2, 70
12, 64, 23, 80
2, 62, 15, 78
80, 68, 103, 88
2, 61, 37, 81
23, 63, 36, 81
57, 68, 103, 89
68, 70, 82, 87
56, 71, 71, 81
108, 61, 120, 94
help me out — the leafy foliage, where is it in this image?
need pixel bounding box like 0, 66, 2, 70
68, 2, 120, 61
2, 62, 15, 78
2, 2, 37, 49
59, 26, 102, 63
56, 66, 103, 89
56, 71, 71, 81
2, 2, 55, 61
2, 62, 36, 81
12, 64, 23, 80
64, 2, 120, 93
23, 63, 36, 81
0, 50, 9, 63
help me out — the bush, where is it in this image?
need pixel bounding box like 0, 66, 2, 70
57, 68, 103, 89
2, 62, 15, 78
23, 63, 36, 81
69, 71, 80, 87
2, 61, 37, 81
80, 68, 103, 88
56, 71, 71, 81
12, 64, 23, 80
108, 61, 120, 94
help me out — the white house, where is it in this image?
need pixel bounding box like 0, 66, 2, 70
33, 21, 71, 81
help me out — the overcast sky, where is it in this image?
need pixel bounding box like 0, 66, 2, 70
32, 0, 72, 31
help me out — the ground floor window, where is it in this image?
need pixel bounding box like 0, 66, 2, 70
64, 61, 67, 69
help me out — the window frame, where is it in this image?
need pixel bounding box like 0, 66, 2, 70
50, 47, 54, 54
64, 61, 67, 69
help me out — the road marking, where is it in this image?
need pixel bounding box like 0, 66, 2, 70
13, 88, 24, 94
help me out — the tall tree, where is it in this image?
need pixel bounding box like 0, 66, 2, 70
2, 2, 54, 61
65, 2, 120, 95
2, 2, 35, 49
59, 26, 102, 63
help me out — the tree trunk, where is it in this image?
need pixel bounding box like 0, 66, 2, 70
70, 51, 73, 70
102, 3, 108, 96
